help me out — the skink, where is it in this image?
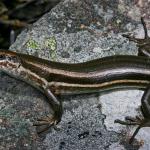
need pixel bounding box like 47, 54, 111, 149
0, 18, 150, 144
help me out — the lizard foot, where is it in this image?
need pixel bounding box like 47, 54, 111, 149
33, 114, 60, 134
114, 116, 143, 126
115, 116, 150, 144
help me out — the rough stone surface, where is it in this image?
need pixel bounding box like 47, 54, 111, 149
0, 0, 150, 149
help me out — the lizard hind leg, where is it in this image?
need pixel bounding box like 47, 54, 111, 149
141, 87, 150, 119
114, 115, 147, 144
115, 87, 150, 144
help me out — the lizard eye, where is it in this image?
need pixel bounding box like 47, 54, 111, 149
6, 55, 19, 63
0, 55, 5, 60
6, 56, 12, 61
6, 56, 18, 63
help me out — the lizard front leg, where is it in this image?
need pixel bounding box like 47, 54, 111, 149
123, 17, 150, 57
33, 88, 63, 133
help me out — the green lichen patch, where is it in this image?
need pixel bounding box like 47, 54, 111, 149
44, 36, 57, 60
26, 39, 39, 49
45, 36, 57, 51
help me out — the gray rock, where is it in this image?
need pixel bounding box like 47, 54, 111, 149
0, 0, 149, 149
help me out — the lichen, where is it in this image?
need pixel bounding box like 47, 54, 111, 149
44, 36, 57, 60
26, 39, 39, 49
45, 36, 57, 51
0, 108, 31, 140
0, 108, 15, 118
10, 117, 29, 137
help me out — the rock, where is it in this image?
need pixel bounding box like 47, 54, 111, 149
0, 0, 149, 149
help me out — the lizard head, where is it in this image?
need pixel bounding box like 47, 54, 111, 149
0, 50, 20, 63
0, 50, 21, 70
